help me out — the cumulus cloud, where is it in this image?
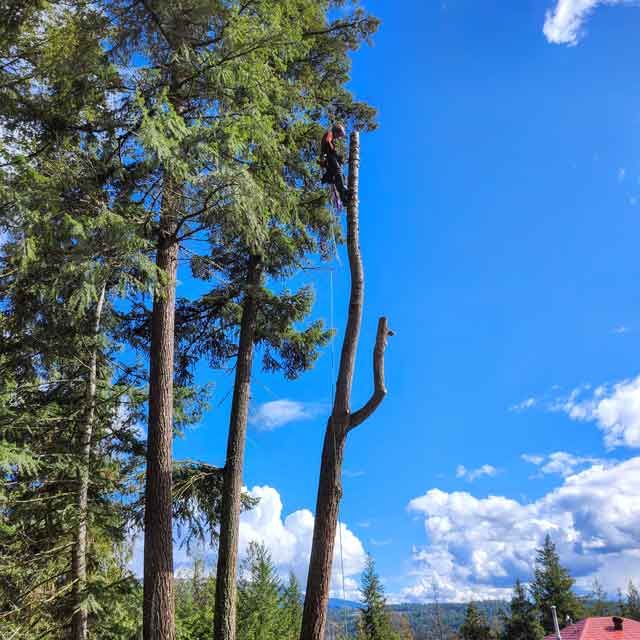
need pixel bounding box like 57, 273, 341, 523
554, 377, 640, 448
543, 0, 636, 46
521, 454, 545, 465
456, 464, 499, 482
404, 457, 640, 602
249, 399, 319, 431
238, 485, 366, 597
131, 485, 366, 599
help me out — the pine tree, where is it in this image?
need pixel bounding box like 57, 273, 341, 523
500, 581, 544, 640
459, 604, 493, 640
529, 535, 583, 634
357, 555, 400, 640
237, 542, 283, 640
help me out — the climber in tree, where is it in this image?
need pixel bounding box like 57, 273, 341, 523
320, 123, 350, 207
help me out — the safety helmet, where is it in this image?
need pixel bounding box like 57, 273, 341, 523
332, 123, 346, 138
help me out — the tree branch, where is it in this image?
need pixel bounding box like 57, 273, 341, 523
348, 317, 393, 431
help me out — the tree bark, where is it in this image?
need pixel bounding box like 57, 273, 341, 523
299, 131, 392, 640
214, 254, 263, 640
143, 183, 180, 640
71, 283, 106, 640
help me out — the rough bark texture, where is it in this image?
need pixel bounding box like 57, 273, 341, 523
143, 184, 180, 640
300, 132, 392, 640
71, 284, 106, 640
214, 255, 263, 640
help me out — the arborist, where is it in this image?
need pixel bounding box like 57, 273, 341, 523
320, 123, 350, 207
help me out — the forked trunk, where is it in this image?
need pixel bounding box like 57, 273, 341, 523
143, 183, 180, 640
300, 132, 392, 640
214, 255, 263, 640
71, 283, 106, 640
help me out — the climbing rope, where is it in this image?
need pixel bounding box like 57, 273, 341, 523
328, 213, 349, 637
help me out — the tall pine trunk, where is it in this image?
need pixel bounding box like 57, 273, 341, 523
214, 254, 262, 640
71, 283, 106, 640
300, 132, 392, 640
143, 183, 180, 640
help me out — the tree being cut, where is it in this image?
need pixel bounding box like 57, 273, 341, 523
299, 131, 393, 640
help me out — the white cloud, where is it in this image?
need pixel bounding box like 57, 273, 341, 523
249, 399, 319, 431
131, 485, 366, 600
510, 397, 537, 412
618, 167, 627, 182
344, 469, 365, 478
237, 485, 365, 597
405, 457, 640, 602
554, 377, 640, 448
612, 325, 630, 334
522, 451, 610, 477
456, 464, 499, 482
370, 538, 393, 547
543, 0, 636, 46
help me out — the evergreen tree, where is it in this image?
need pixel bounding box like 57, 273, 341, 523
175, 555, 215, 640
586, 578, 608, 617
237, 542, 283, 640
459, 603, 493, 640
529, 535, 583, 634
357, 555, 400, 640
281, 572, 304, 640
104, 2, 375, 635
0, 4, 150, 637
500, 581, 544, 640
624, 581, 640, 620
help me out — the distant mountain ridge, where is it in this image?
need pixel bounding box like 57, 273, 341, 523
326, 599, 509, 639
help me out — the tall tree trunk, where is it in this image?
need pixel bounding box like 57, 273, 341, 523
71, 283, 106, 640
214, 254, 262, 640
300, 132, 392, 640
143, 183, 180, 640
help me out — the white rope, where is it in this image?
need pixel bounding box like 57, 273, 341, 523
328, 222, 349, 637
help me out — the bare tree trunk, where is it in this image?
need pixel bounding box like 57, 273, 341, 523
71, 284, 106, 640
143, 183, 180, 640
299, 132, 392, 640
214, 254, 263, 640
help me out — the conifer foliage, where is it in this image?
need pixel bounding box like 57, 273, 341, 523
1, 0, 379, 638
459, 603, 493, 640
500, 581, 544, 640
357, 555, 400, 640
236, 542, 304, 640
529, 535, 584, 634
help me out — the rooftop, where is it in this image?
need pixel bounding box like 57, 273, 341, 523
544, 617, 640, 640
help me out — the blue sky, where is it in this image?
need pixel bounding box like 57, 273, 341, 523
170, 0, 640, 602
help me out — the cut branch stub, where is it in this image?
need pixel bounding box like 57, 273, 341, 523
349, 316, 393, 430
